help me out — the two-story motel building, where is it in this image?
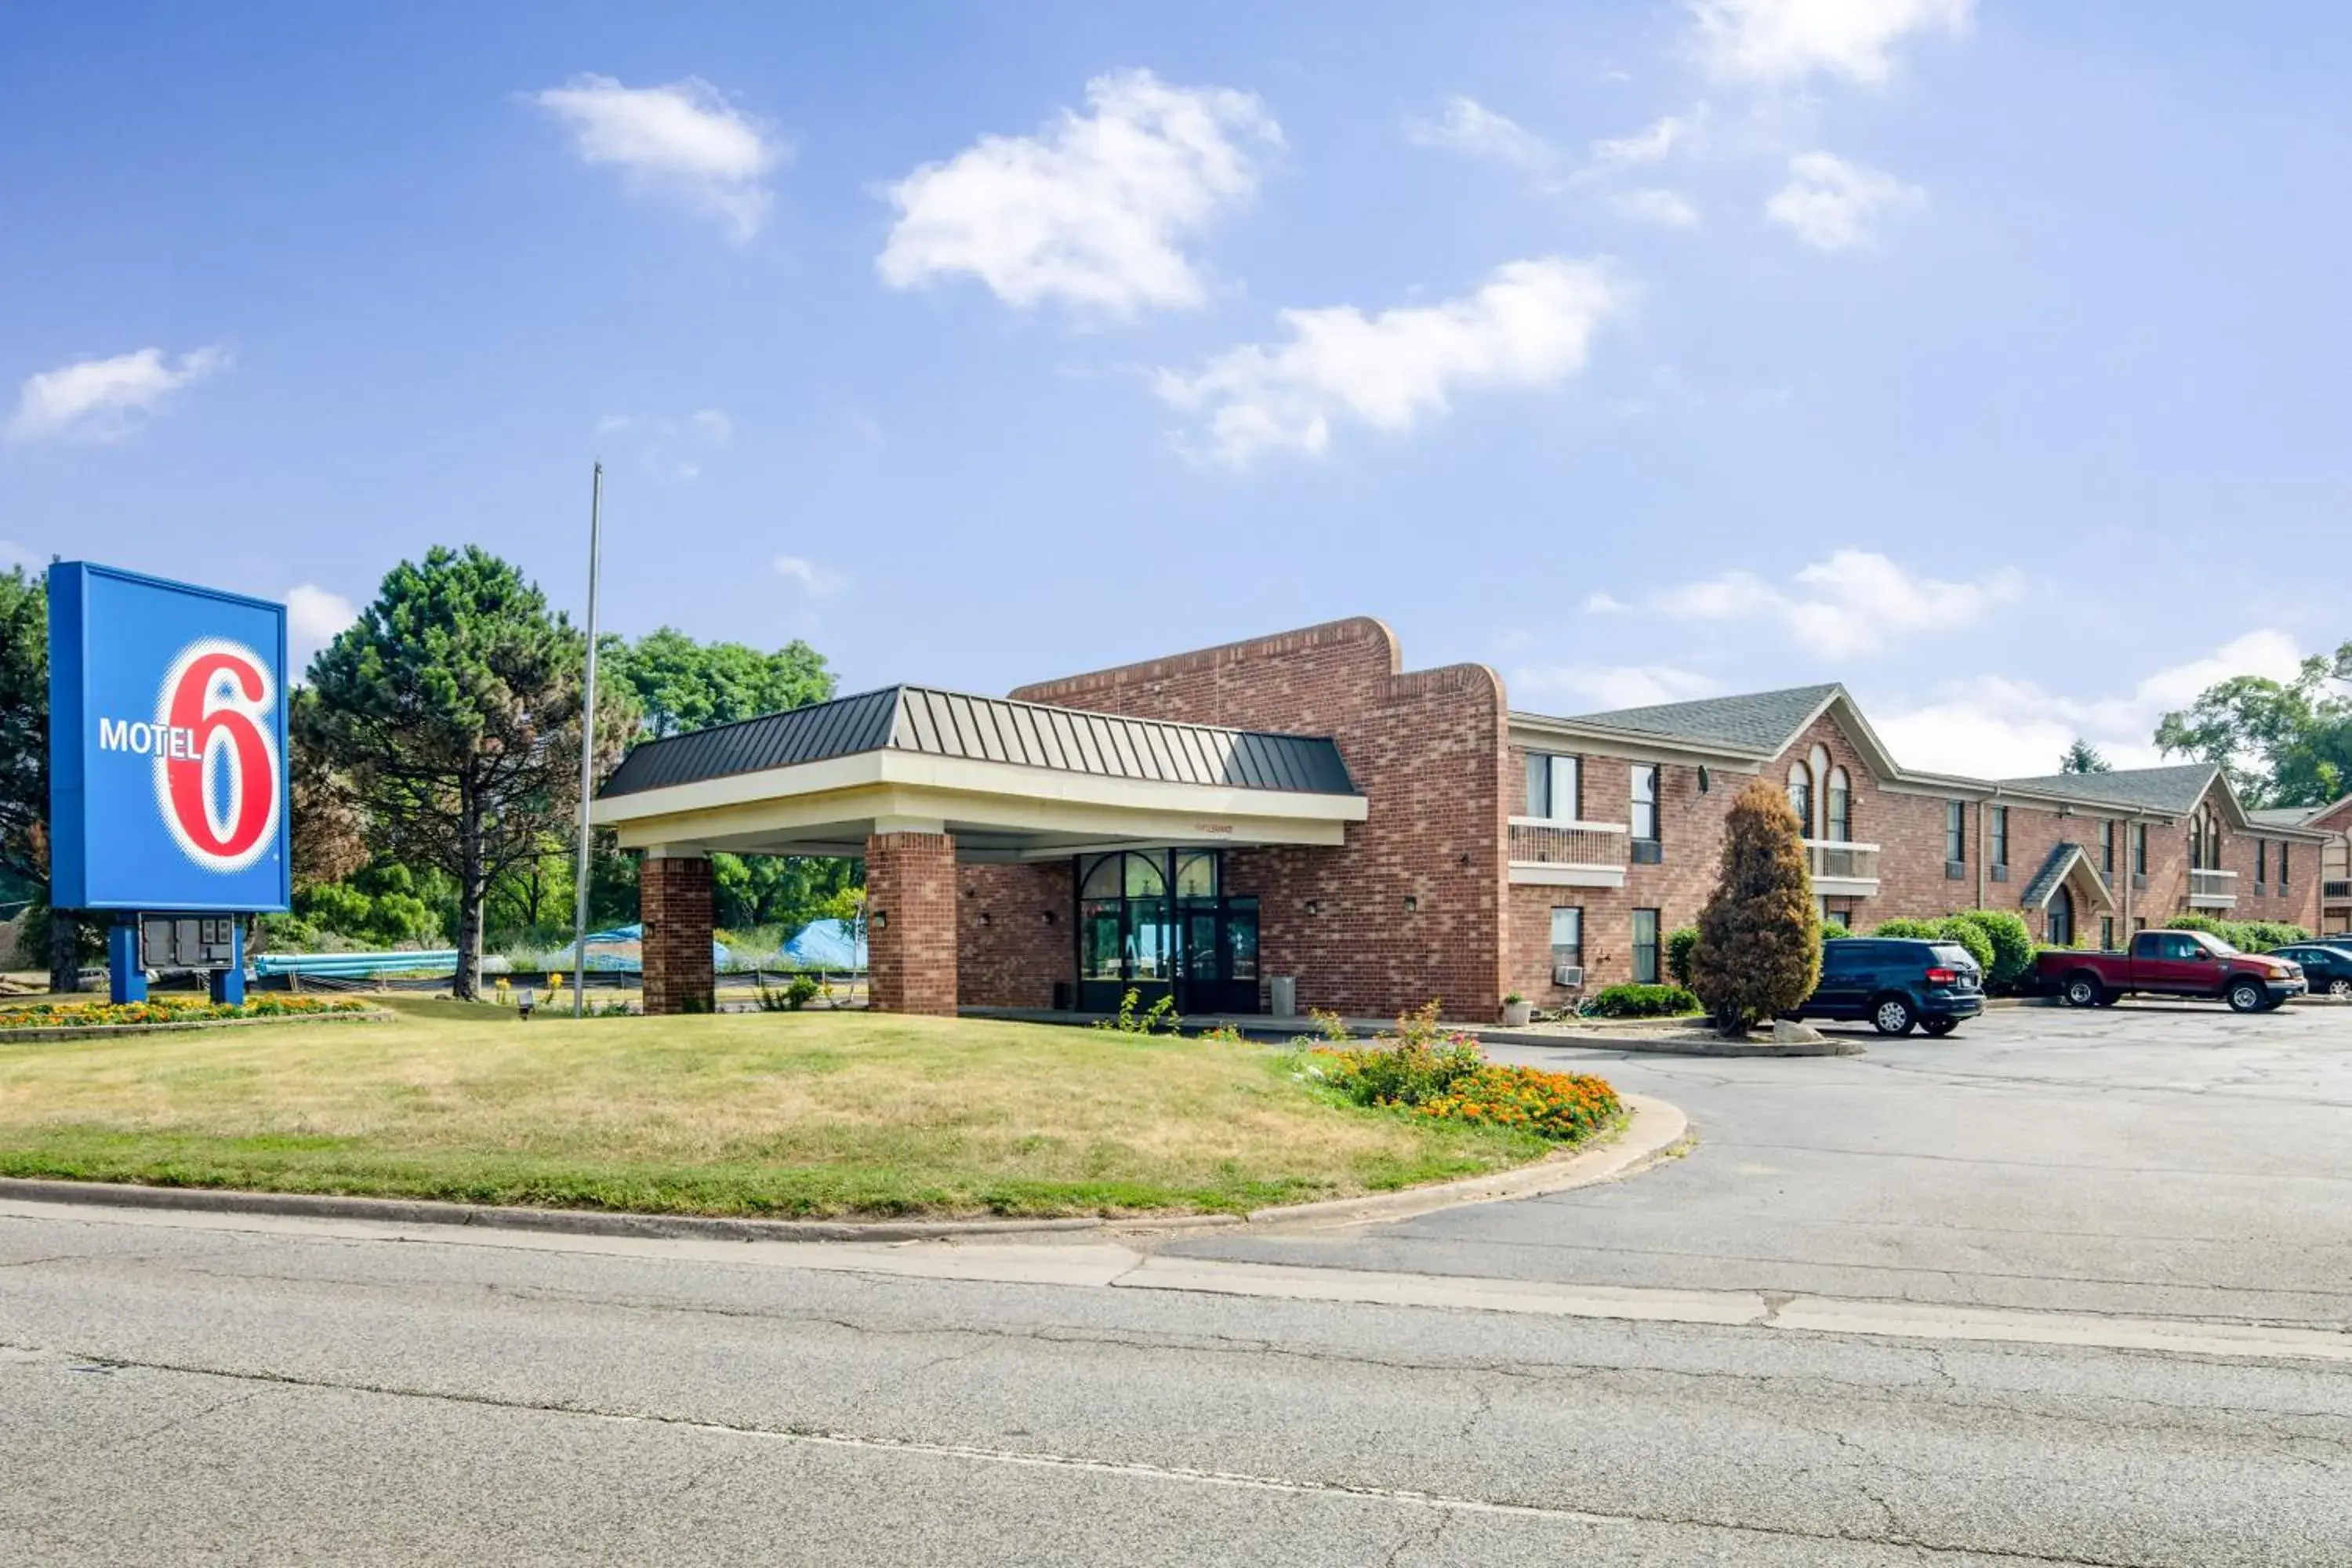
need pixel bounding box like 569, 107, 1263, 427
591, 618, 2335, 1018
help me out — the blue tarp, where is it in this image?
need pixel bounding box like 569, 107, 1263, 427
782, 918, 866, 970
251, 949, 459, 978
572, 923, 730, 972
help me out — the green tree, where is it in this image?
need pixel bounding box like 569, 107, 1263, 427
603, 626, 834, 739
0, 565, 87, 992
1689, 779, 1821, 1036
2059, 738, 2112, 774
2154, 644, 2352, 807
299, 546, 639, 999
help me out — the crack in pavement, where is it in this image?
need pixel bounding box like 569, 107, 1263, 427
0, 1344, 2165, 1567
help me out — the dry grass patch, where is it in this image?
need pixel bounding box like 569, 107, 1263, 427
0, 999, 1570, 1218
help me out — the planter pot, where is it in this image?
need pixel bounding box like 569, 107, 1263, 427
1501, 1000, 1534, 1028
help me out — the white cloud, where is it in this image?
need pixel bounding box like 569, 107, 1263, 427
1872, 631, 2307, 778
1154, 258, 1624, 466
1406, 96, 1555, 170
877, 69, 1279, 317
1613, 187, 1702, 227
532, 74, 784, 241
1584, 591, 1633, 614
598, 407, 733, 482
1512, 662, 1724, 710
1687, 0, 1973, 87
1649, 549, 2022, 658
285, 584, 358, 670
773, 555, 847, 596
1591, 114, 1688, 167
1766, 151, 1923, 249
5, 346, 230, 444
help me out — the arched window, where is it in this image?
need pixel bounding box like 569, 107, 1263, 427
1827, 767, 1852, 844
1787, 763, 1813, 833
2049, 885, 2075, 947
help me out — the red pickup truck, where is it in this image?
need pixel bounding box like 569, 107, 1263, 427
2037, 929, 2307, 1012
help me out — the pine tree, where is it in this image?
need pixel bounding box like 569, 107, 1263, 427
1690, 779, 1822, 1036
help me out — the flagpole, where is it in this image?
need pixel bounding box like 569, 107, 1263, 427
570, 460, 604, 1018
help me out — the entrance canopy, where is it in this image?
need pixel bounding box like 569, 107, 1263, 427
590, 684, 1367, 859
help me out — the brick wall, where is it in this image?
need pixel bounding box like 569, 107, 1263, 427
957, 860, 1073, 1008
1012, 617, 1510, 1020
867, 831, 958, 1015
640, 853, 714, 1015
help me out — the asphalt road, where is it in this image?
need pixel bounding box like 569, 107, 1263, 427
4, 1004, 2350, 1565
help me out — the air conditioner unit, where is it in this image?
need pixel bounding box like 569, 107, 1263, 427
1552, 964, 1584, 988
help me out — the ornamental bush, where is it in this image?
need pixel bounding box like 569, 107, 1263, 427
1948, 909, 2035, 989
2165, 913, 2310, 952
1664, 925, 1700, 988
1300, 1002, 1621, 1142
1868, 916, 1996, 975
1583, 982, 1702, 1018
1690, 780, 1820, 1034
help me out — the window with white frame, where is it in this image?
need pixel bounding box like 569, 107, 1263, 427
1787, 763, 1813, 833
1548, 906, 1583, 972
1630, 764, 1660, 844
1827, 767, 1852, 843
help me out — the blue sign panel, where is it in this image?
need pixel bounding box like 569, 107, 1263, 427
48, 562, 292, 913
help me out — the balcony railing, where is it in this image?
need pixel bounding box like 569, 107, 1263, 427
2326, 879, 2352, 902
2188, 867, 2239, 907
1804, 839, 1881, 892
1507, 817, 1628, 887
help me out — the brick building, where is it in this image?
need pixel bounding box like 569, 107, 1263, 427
593, 617, 2332, 1018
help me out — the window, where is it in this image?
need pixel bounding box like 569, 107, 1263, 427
2132, 822, 2148, 877
1990, 805, 2009, 868
2190, 807, 2222, 871
2134, 916, 2147, 933
2047, 886, 2074, 947
2100, 820, 2115, 876
1631, 764, 1660, 844
2257, 840, 2269, 886
1631, 909, 1661, 985
1827, 768, 1852, 843
1787, 763, 1813, 834
1524, 752, 1581, 822
2100, 916, 2114, 950
1548, 907, 1583, 972
2280, 843, 2291, 887
1824, 908, 1850, 929
1945, 800, 1966, 867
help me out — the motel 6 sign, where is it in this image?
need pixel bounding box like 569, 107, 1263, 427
48, 562, 292, 916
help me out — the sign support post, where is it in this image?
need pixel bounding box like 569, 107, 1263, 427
107, 917, 147, 1004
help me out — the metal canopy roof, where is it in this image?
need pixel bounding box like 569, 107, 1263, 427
600, 685, 1359, 800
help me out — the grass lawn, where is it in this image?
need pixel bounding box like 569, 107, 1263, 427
0, 998, 1570, 1218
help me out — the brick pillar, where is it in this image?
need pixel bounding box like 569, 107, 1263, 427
641, 850, 714, 1015
866, 831, 957, 1016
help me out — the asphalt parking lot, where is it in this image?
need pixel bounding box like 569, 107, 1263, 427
1169, 1000, 2352, 1325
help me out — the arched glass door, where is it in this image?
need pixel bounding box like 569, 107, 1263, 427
1076, 850, 1258, 1014
2048, 884, 2075, 948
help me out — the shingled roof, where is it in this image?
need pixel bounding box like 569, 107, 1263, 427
600, 685, 1359, 800
1551, 684, 1842, 754
1991, 762, 2219, 815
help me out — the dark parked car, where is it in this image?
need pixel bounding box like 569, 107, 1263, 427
2268, 943, 2352, 997
1788, 937, 1985, 1036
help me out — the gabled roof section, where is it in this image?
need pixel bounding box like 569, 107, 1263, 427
1992, 763, 2219, 817
2020, 841, 2115, 913
1547, 684, 1842, 754
600, 685, 1361, 800
2248, 804, 2321, 827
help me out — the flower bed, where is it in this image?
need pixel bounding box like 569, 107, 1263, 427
0, 996, 374, 1031
1302, 1004, 1621, 1142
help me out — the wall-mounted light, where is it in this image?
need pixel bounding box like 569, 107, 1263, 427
977, 911, 992, 927
1403, 894, 1419, 913
872, 910, 889, 931
1304, 899, 1321, 916
1040, 909, 1057, 925
1457, 852, 1472, 869
1698, 766, 1711, 793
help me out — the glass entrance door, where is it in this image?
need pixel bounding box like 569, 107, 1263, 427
1076, 850, 1261, 1014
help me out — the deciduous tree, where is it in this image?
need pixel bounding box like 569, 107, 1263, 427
0, 566, 84, 991
603, 626, 833, 739
1689, 779, 1821, 1036
2156, 644, 2352, 806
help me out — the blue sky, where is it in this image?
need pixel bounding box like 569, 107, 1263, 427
5, 1, 2349, 777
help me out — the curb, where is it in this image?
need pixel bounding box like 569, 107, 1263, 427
1228, 1094, 1690, 1230
1482, 1029, 1863, 1058
0, 1098, 1694, 1244
0, 1010, 396, 1044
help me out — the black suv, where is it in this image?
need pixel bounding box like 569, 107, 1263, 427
1788, 937, 1985, 1036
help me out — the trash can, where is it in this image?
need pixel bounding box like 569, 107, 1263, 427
1269, 976, 1297, 1018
